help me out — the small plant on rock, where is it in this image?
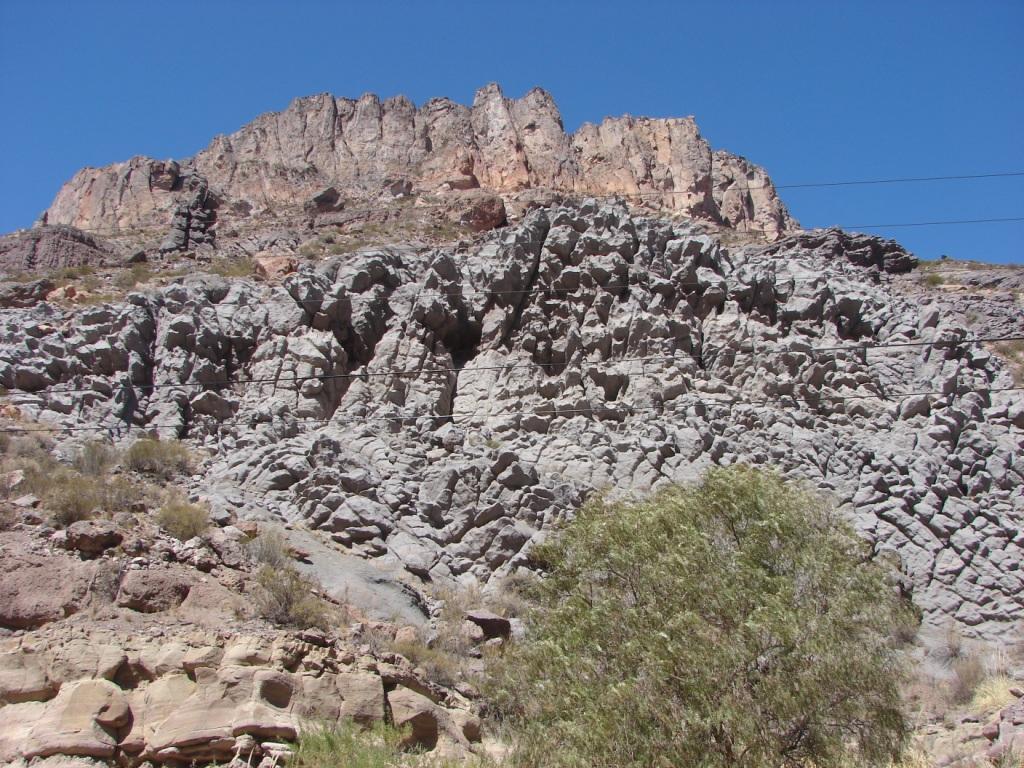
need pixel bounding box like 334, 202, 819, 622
246, 527, 291, 568
256, 564, 332, 630
42, 469, 103, 527
156, 499, 209, 541
124, 437, 192, 479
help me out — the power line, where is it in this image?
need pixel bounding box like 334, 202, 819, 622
0, 384, 1019, 436
836, 216, 1024, 230
37, 169, 1024, 234
6, 334, 1022, 398
775, 171, 1024, 190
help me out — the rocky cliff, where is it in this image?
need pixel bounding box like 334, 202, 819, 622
42, 84, 795, 241
2, 85, 1023, 766
3, 201, 1022, 642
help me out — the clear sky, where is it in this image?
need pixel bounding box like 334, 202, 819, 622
1, 1, 1021, 263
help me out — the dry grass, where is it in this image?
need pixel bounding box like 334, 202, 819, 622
45, 470, 104, 526
992, 340, 1024, 385
124, 438, 192, 478
208, 257, 256, 278
970, 675, 1017, 714
0, 425, 161, 527
246, 527, 291, 568
384, 578, 531, 688
112, 263, 155, 290
73, 440, 118, 476
256, 564, 334, 630
156, 499, 209, 541
390, 631, 464, 688
950, 654, 986, 705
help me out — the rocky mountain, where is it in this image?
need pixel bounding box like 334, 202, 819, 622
4, 200, 1023, 636
41, 84, 795, 242
0, 85, 1022, 766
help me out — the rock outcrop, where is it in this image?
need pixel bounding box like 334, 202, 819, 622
0, 507, 477, 764
0, 625, 479, 764
0, 226, 114, 274
43, 84, 796, 242
1, 201, 1021, 642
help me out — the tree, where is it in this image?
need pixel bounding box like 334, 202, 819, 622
492, 466, 911, 768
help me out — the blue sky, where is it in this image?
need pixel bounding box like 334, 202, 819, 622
1, 1, 1021, 263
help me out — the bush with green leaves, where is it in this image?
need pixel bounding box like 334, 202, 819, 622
492, 466, 912, 768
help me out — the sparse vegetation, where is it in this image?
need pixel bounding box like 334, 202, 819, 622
0, 429, 154, 525
950, 654, 986, 705
391, 630, 464, 688
73, 440, 118, 475
208, 256, 256, 278
922, 272, 946, 287
156, 498, 209, 541
491, 466, 913, 768
256, 564, 333, 630
45, 469, 105, 526
970, 675, 1017, 714
993, 339, 1024, 385
246, 527, 291, 568
112, 263, 154, 290
292, 721, 408, 768
124, 437, 192, 478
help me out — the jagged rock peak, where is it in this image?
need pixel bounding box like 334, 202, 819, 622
43, 83, 796, 239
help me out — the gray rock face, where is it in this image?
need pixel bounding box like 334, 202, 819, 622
0, 226, 113, 276
0, 202, 1021, 639
43, 84, 796, 241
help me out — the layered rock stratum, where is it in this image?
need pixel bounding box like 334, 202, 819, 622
0, 84, 1022, 766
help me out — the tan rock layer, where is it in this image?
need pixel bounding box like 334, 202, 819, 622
0, 630, 480, 764
43, 84, 795, 239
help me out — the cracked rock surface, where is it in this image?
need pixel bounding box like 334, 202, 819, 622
1, 201, 1022, 640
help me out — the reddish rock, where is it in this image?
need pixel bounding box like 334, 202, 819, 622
64, 520, 123, 557
116, 568, 193, 613
0, 551, 95, 629
254, 254, 298, 279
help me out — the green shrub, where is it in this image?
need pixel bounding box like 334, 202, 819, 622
293, 721, 406, 768
256, 564, 332, 630
492, 466, 911, 768
124, 438, 191, 478
156, 499, 209, 541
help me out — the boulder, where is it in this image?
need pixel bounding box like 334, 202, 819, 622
63, 520, 123, 557
116, 568, 193, 613
20, 679, 129, 760
464, 609, 511, 640
0, 552, 94, 629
